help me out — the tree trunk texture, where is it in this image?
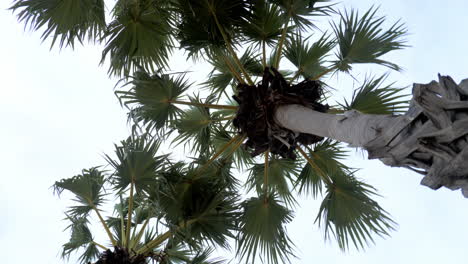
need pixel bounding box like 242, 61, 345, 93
275, 75, 468, 197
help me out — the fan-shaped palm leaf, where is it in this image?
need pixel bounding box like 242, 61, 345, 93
172, 95, 220, 154
315, 171, 396, 250
340, 74, 409, 114
105, 135, 164, 194
10, 0, 106, 48
117, 69, 190, 133
285, 33, 335, 81
269, 0, 334, 30
101, 0, 173, 76
295, 140, 348, 197
157, 165, 239, 250
53, 167, 106, 216
333, 7, 407, 72
204, 48, 263, 96
247, 157, 299, 205
62, 215, 100, 263
237, 194, 295, 264
241, 2, 286, 47
174, 0, 250, 58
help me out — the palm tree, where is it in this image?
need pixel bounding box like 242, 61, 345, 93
53, 135, 237, 263
10, 0, 468, 263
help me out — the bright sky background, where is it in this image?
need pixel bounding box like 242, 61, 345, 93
1, 0, 468, 263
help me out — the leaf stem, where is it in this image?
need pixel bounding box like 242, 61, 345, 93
311, 65, 338, 80
207, 1, 254, 85
297, 146, 333, 186
289, 68, 303, 84
274, 11, 291, 69
130, 217, 151, 249
217, 116, 235, 121
92, 241, 108, 251
262, 40, 267, 68
89, 202, 117, 246
221, 55, 246, 84
125, 181, 135, 248
263, 150, 269, 202
196, 134, 244, 176
168, 100, 238, 110
138, 220, 196, 255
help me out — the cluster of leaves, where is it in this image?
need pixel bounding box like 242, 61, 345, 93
54, 135, 239, 263
12, 0, 410, 263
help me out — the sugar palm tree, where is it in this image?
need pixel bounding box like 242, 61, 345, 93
11, 0, 468, 263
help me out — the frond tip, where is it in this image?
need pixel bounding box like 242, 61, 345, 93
237, 194, 295, 264
53, 167, 106, 216
10, 0, 106, 48
340, 74, 409, 114
316, 172, 396, 250
333, 6, 407, 72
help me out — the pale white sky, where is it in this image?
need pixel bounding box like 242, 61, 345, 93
1, 0, 468, 263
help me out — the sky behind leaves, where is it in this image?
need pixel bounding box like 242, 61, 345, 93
1, 0, 468, 263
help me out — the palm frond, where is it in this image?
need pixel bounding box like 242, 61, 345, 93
237, 194, 295, 264
174, 0, 251, 58
212, 130, 253, 169
117, 69, 190, 133
340, 75, 409, 114
172, 95, 217, 154
315, 171, 396, 250
105, 135, 164, 194
53, 167, 106, 216
204, 48, 262, 96
10, 0, 106, 48
101, 0, 173, 76
241, 2, 285, 47
333, 7, 407, 72
295, 140, 349, 197
247, 157, 299, 205
157, 164, 239, 250
269, 0, 335, 30
62, 215, 99, 264
285, 33, 335, 81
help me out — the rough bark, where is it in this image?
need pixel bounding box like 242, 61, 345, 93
275, 75, 468, 197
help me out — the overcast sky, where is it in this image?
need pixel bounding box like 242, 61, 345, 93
1, 0, 468, 263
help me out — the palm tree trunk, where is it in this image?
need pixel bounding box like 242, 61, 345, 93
275, 75, 468, 197
275, 104, 404, 147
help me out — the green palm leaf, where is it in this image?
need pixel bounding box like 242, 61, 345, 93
212, 130, 253, 169
285, 33, 335, 80
316, 171, 396, 250
101, 0, 173, 76
296, 140, 349, 197
53, 167, 106, 216
10, 0, 106, 48
204, 48, 263, 96
269, 0, 334, 30
156, 162, 238, 250
333, 7, 407, 72
62, 215, 99, 263
173, 95, 218, 154
105, 135, 164, 194
237, 194, 295, 264
247, 157, 299, 205
174, 0, 251, 58
117, 69, 190, 133
340, 75, 409, 114
241, 2, 285, 47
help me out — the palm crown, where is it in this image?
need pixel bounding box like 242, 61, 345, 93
11, 0, 409, 263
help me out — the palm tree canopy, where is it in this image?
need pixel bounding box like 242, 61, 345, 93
11, 0, 410, 263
